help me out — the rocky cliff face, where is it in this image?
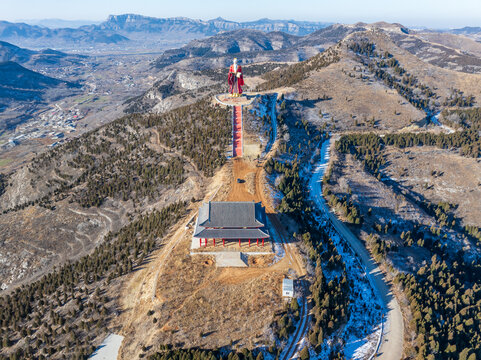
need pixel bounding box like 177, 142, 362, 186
101, 14, 329, 36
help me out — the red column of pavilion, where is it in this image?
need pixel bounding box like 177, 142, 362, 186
200, 238, 266, 247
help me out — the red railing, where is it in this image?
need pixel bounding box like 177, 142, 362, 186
233, 105, 243, 157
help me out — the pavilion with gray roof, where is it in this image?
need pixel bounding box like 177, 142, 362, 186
193, 201, 270, 247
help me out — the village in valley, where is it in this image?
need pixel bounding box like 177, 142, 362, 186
6, 103, 84, 148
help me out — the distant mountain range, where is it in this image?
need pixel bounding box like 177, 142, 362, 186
154, 29, 301, 68
0, 40, 85, 66
1, 15, 479, 53
446, 26, 481, 42
16, 19, 102, 29
449, 26, 481, 35
152, 23, 366, 69
0, 20, 128, 49
0, 14, 331, 51
100, 14, 330, 36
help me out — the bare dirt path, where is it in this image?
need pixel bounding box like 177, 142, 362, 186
117, 162, 287, 357
228, 156, 309, 360
227, 158, 304, 276
117, 96, 308, 358
117, 196, 213, 358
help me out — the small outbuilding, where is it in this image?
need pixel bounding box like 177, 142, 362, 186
282, 278, 294, 298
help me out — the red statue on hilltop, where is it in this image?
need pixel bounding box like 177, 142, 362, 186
228, 58, 244, 97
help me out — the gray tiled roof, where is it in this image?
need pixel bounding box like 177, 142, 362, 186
194, 201, 270, 239
283, 278, 294, 291
198, 201, 264, 228
194, 228, 269, 239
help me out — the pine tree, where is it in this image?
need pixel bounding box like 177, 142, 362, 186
299, 346, 310, 360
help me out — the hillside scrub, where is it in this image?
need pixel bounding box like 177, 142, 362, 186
257, 47, 340, 91
441, 107, 481, 130
0, 201, 186, 359
333, 132, 481, 359
2, 99, 230, 212
347, 40, 475, 112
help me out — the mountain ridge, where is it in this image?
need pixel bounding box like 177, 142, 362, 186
0, 61, 79, 90
0, 15, 331, 50
0, 40, 86, 66
0, 61, 82, 130
99, 14, 330, 36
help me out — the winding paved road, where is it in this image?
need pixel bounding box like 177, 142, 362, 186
308, 139, 404, 360
252, 94, 310, 359
281, 295, 309, 360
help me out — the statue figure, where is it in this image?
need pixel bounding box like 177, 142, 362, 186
228, 58, 244, 97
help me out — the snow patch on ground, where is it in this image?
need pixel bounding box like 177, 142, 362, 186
89, 334, 124, 360
344, 323, 382, 360
267, 218, 286, 264
430, 112, 455, 134
292, 334, 309, 359
309, 138, 331, 181
324, 227, 383, 359
308, 139, 383, 359
266, 172, 285, 208
250, 94, 278, 156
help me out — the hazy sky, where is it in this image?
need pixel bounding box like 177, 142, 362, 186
1, 0, 480, 29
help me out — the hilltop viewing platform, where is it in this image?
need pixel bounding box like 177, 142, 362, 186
214, 93, 255, 107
